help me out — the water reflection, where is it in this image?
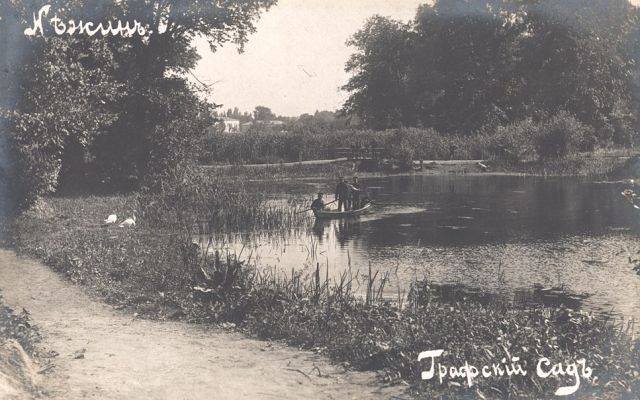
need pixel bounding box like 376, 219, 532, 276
422, 283, 590, 312
198, 175, 640, 322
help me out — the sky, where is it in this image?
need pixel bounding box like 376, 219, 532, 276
192, 0, 425, 117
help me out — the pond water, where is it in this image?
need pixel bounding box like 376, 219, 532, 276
199, 175, 640, 322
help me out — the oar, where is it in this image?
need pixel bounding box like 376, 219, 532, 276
368, 200, 408, 206
296, 199, 337, 214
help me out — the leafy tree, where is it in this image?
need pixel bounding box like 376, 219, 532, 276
89, 0, 277, 188
412, 0, 524, 134
518, 0, 638, 144
253, 105, 275, 121
342, 0, 639, 143
142, 80, 214, 190
1, 1, 121, 206
341, 15, 415, 130
1, 0, 277, 208
289, 110, 349, 132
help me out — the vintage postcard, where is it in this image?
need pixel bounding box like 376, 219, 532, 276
1, 0, 639, 399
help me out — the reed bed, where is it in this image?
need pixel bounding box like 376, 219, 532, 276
140, 166, 314, 234
204, 128, 487, 165
187, 249, 640, 399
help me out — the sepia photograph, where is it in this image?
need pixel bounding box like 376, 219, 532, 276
1, 0, 640, 398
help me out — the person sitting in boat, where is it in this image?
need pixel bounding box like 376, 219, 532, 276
622, 188, 636, 206
311, 192, 325, 211
335, 177, 349, 211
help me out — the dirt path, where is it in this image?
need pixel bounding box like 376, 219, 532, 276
0, 250, 407, 400
204, 157, 350, 169
205, 158, 486, 170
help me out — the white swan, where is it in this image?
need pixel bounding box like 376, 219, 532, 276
104, 214, 117, 224
119, 214, 136, 228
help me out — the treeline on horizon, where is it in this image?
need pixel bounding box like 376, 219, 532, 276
206, 0, 640, 168
341, 0, 640, 144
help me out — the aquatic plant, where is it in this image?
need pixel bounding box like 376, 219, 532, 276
139, 165, 313, 233
186, 252, 640, 399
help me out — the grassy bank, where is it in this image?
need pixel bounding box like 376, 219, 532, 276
10, 179, 640, 398
10, 172, 313, 317
509, 153, 629, 177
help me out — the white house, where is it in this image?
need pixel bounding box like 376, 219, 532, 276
219, 117, 240, 133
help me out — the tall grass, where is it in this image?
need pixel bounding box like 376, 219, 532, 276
139, 165, 313, 234
203, 115, 632, 176
203, 128, 489, 164
186, 248, 640, 398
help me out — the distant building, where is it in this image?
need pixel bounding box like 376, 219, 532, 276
220, 117, 240, 133
205, 117, 241, 137
240, 120, 286, 132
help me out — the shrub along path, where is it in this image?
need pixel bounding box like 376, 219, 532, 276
0, 249, 406, 400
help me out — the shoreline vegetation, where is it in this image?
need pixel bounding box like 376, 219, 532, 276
204, 153, 631, 180
202, 121, 636, 178
9, 165, 640, 399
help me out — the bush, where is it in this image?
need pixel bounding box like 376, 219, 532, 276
140, 164, 265, 233
0, 295, 40, 355
388, 130, 415, 170
482, 118, 537, 164
534, 112, 596, 159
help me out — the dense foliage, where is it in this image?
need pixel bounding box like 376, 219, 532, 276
0, 0, 276, 209
204, 113, 598, 167
342, 0, 640, 142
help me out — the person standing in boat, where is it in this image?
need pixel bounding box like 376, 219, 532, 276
350, 176, 363, 209
311, 192, 325, 211
335, 177, 349, 211
622, 178, 638, 206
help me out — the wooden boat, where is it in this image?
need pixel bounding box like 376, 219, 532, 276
313, 202, 372, 219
